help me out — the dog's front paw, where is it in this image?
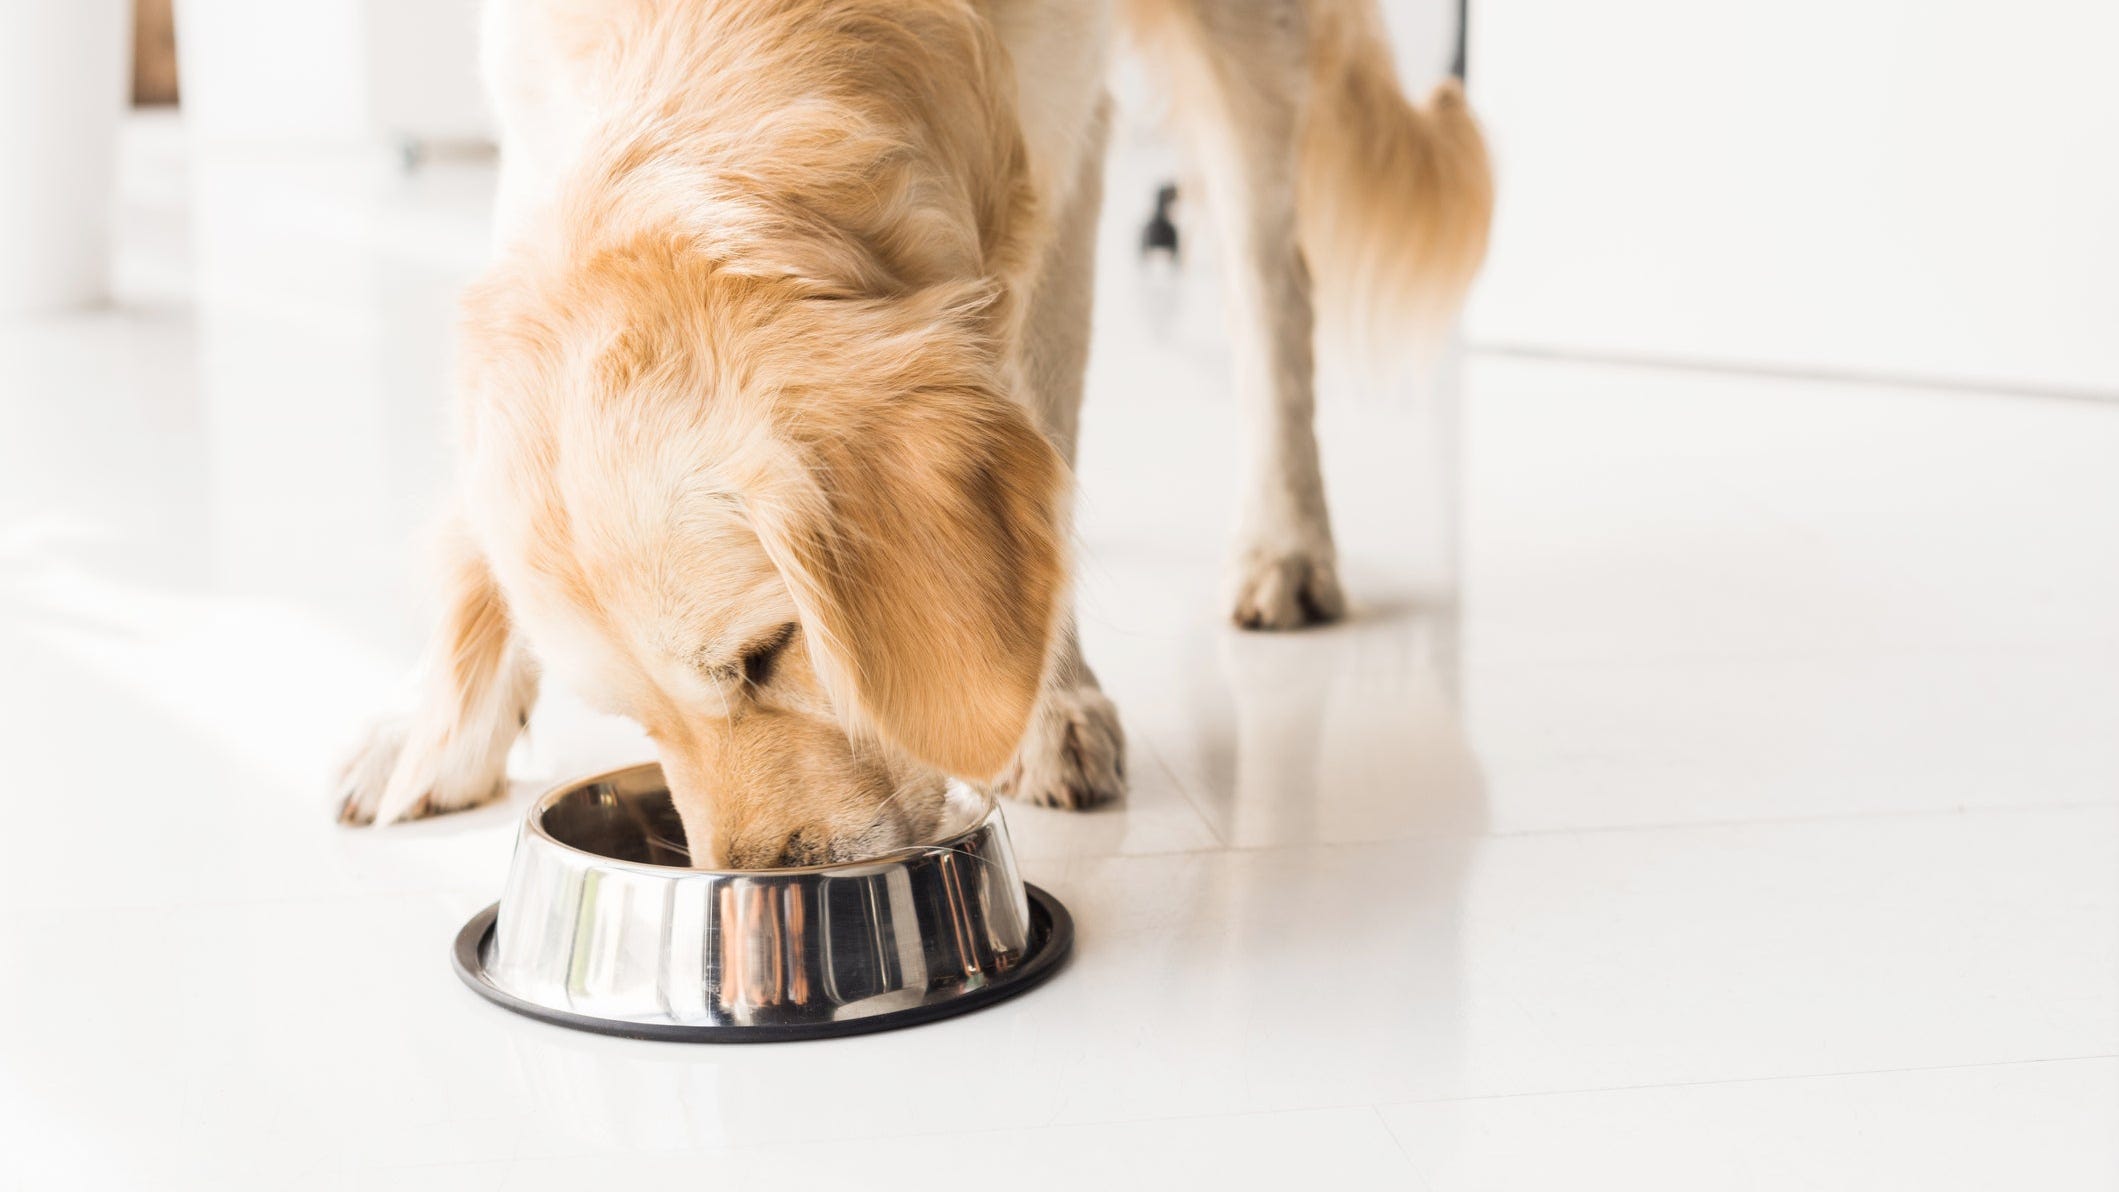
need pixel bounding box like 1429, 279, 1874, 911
335, 716, 510, 826
994, 685, 1127, 810
1228, 545, 1346, 630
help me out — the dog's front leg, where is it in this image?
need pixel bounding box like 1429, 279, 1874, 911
994, 99, 1126, 810
997, 624, 1125, 809
338, 520, 539, 825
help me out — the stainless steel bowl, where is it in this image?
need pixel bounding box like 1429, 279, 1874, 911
451, 763, 1071, 1041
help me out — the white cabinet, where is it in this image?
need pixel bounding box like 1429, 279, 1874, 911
1459, 0, 2119, 395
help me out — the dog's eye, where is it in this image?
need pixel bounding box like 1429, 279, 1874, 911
740, 623, 798, 688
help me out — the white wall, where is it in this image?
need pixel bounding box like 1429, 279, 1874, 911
173, 0, 372, 143
173, 0, 489, 146
1460, 0, 2119, 396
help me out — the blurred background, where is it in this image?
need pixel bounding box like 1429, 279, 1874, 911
10, 0, 2118, 389
1, 3, 2115, 1190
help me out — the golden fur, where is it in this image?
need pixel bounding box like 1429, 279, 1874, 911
341, 0, 1492, 867
1122, 0, 1493, 356
1298, 1, 1492, 353
467, 1, 1065, 864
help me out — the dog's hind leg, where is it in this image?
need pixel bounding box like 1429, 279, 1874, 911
337, 521, 539, 825
1127, 0, 1343, 629
995, 99, 1127, 810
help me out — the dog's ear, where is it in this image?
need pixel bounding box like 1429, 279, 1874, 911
749, 368, 1067, 780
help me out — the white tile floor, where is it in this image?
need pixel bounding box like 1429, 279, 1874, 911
1, 116, 2115, 1191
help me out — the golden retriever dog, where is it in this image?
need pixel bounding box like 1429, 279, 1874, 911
338, 0, 1491, 866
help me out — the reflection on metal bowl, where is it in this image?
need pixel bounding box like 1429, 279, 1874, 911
451, 763, 1072, 1041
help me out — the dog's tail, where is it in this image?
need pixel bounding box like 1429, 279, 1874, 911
1298, 0, 1493, 359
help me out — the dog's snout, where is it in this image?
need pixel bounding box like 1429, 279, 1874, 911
728, 826, 831, 869
724, 805, 929, 868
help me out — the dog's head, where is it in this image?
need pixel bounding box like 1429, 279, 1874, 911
458, 240, 1064, 866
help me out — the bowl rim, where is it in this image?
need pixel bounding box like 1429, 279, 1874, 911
522, 761, 1006, 878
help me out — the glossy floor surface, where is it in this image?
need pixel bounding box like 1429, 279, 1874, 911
2, 118, 2115, 1190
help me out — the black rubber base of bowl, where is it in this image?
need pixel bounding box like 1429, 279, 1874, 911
451, 884, 1073, 1043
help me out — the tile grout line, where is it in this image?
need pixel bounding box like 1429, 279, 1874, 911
1468, 341, 2119, 408
1464, 796, 2119, 843
1372, 1103, 1429, 1185
33, 792, 2117, 916
1367, 1052, 2119, 1113
1140, 734, 1234, 850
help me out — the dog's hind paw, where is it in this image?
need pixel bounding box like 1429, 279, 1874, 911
993, 685, 1127, 810
1229, 546, 1346, 630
